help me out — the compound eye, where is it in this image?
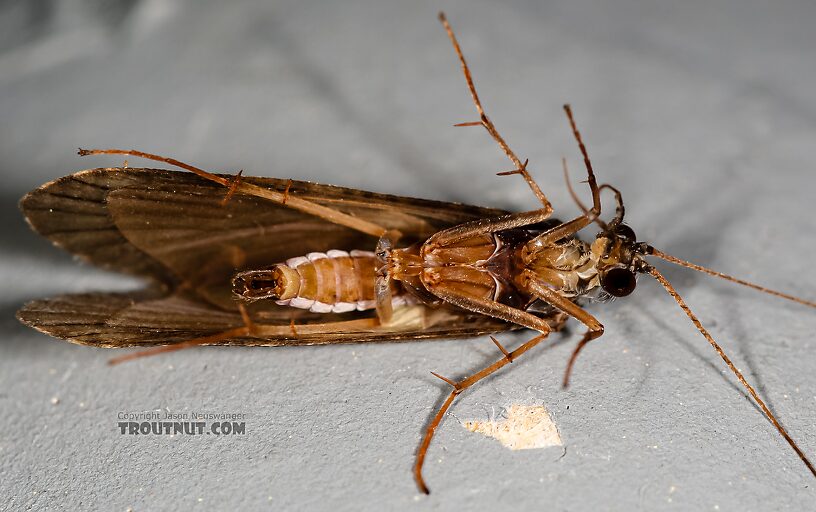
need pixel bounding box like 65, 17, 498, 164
601, 266, 637, 297
613, 224, 636, 242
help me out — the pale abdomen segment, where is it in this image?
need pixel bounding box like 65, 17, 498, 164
232, 250, 405, 313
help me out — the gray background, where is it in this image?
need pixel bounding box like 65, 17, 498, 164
2, 0, 815, 510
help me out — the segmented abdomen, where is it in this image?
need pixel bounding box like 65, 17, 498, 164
232, 250, 406, 314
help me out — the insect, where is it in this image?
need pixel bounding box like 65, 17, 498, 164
17, 12, 816, 495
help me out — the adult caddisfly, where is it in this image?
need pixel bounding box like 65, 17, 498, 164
17, 12, 816, 495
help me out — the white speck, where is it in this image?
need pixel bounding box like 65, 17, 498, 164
198, 497, 203, 503
167, 365, 174, 370
79, 402, 86, 408
463, 404, 562, 450
50, 397, 59, 405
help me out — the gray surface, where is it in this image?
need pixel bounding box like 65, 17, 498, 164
2, 0, 815, 510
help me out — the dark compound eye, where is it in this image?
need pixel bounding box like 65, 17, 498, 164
613, 224, 636, 242
601, 266, 637, 297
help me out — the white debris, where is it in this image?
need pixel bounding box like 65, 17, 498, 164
463, 404, 562, 450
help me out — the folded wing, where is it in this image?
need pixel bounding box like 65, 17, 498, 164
19, 167, 520, 347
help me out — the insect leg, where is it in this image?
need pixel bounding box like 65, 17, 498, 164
425, 275, 557, 333
414, 331, 551, 494
562, 158, 628, 230
108, 305, 381, 364
375, 232, 403, 324
108, 303, 260, 365
562, 104, 601, 218
78, 148, 391, 238
425, 208, 553, 249
412, 279, 557, 493
439, 13, 551, 212
525, 272, 605, 388
108, 326, 252, 365
524, 106, 604, 253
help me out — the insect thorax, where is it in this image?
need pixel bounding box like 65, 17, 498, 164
527, 237, 603, 298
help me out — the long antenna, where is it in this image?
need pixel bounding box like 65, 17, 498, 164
648, 247, 816, 309
647, 266, 816, 478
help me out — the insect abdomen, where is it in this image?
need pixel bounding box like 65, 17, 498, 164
233, 250, 402, 313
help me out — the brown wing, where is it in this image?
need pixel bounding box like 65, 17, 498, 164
18, 167, 523, 347
18, 291, 531, 348
20, 167, 503, 282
